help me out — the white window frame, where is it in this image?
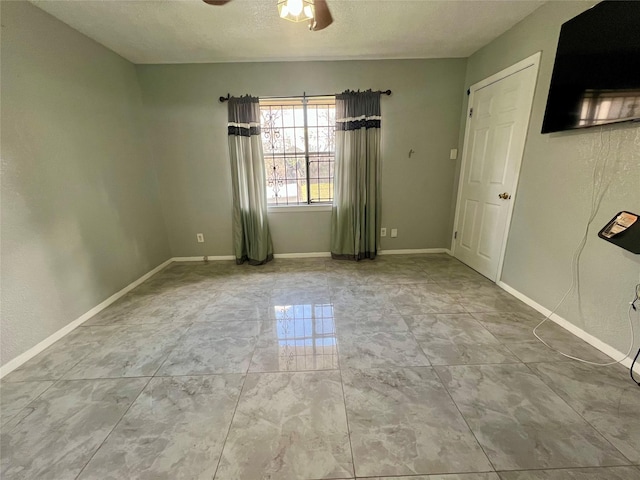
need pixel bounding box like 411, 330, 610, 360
259, 96, 336, 208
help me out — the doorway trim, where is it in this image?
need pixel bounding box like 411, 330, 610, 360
451, 51, 541, 282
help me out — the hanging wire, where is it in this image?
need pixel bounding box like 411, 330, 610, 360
532, 126, 639, 380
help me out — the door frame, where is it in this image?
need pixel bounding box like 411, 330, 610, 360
451, 51, 541, 282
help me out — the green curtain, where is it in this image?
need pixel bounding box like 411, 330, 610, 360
227, 95, 274, 265
331, 90, 382, 260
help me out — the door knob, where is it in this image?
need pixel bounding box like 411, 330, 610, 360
498, 192, 511, 200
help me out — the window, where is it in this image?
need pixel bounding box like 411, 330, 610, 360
259, 96, 335, 206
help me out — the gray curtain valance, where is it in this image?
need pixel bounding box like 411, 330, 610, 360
335, 90, 382, 131
228, 95, 262, 137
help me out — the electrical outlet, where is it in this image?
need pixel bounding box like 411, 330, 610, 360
196, 233, 204, 243
391, 228, 398, 238
450, 148, 458, 160
381, 227, 387, 237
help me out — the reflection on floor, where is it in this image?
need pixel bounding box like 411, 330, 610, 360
273, 302, 337, 371
1, 254, 639, 479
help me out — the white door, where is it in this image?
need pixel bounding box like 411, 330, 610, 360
453, 54, 539, 281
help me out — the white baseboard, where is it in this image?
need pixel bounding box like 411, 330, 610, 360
277, 249, 451, 258
379, 248, 450, 255
174, 250, 452, 261
274, 252, 331, 258
172, 255, 235, 262
497, 281, 640, 374
173, 253, 332, 261
0, 258, 174, 379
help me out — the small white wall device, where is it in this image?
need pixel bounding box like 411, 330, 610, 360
598, 211, 639, 254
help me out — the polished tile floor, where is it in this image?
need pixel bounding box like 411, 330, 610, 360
1, 254, 639, 479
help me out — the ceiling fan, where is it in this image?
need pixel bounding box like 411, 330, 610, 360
203, 0, 334, 31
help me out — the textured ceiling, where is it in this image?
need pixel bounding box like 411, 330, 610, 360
31, 0, 547, 64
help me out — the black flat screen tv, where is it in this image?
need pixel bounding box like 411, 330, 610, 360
541, 1, 640, 134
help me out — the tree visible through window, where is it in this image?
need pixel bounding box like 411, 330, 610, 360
259, 96, 335, 206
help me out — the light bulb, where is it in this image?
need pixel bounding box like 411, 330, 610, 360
303, 5, 313, 18
279, 4, 289, 18
287, 0, 303, 16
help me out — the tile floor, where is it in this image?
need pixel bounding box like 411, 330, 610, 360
1, 254, 639, 480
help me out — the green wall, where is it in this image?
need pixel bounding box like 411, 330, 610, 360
136, 59, 466, 255
0, 2, 171, 366
461, 1, 640, 354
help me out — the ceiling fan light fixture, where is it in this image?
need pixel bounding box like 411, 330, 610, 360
277, 0, 314, 22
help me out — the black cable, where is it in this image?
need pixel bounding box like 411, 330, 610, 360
631, 348, 640, 387
631, 284, 640, 387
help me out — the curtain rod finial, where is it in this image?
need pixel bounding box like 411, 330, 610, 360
220, 93, 230, 103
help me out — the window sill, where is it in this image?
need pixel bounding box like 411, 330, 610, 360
267, 204, 332, 213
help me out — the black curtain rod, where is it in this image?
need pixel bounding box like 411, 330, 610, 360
219, 90, 392, 103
